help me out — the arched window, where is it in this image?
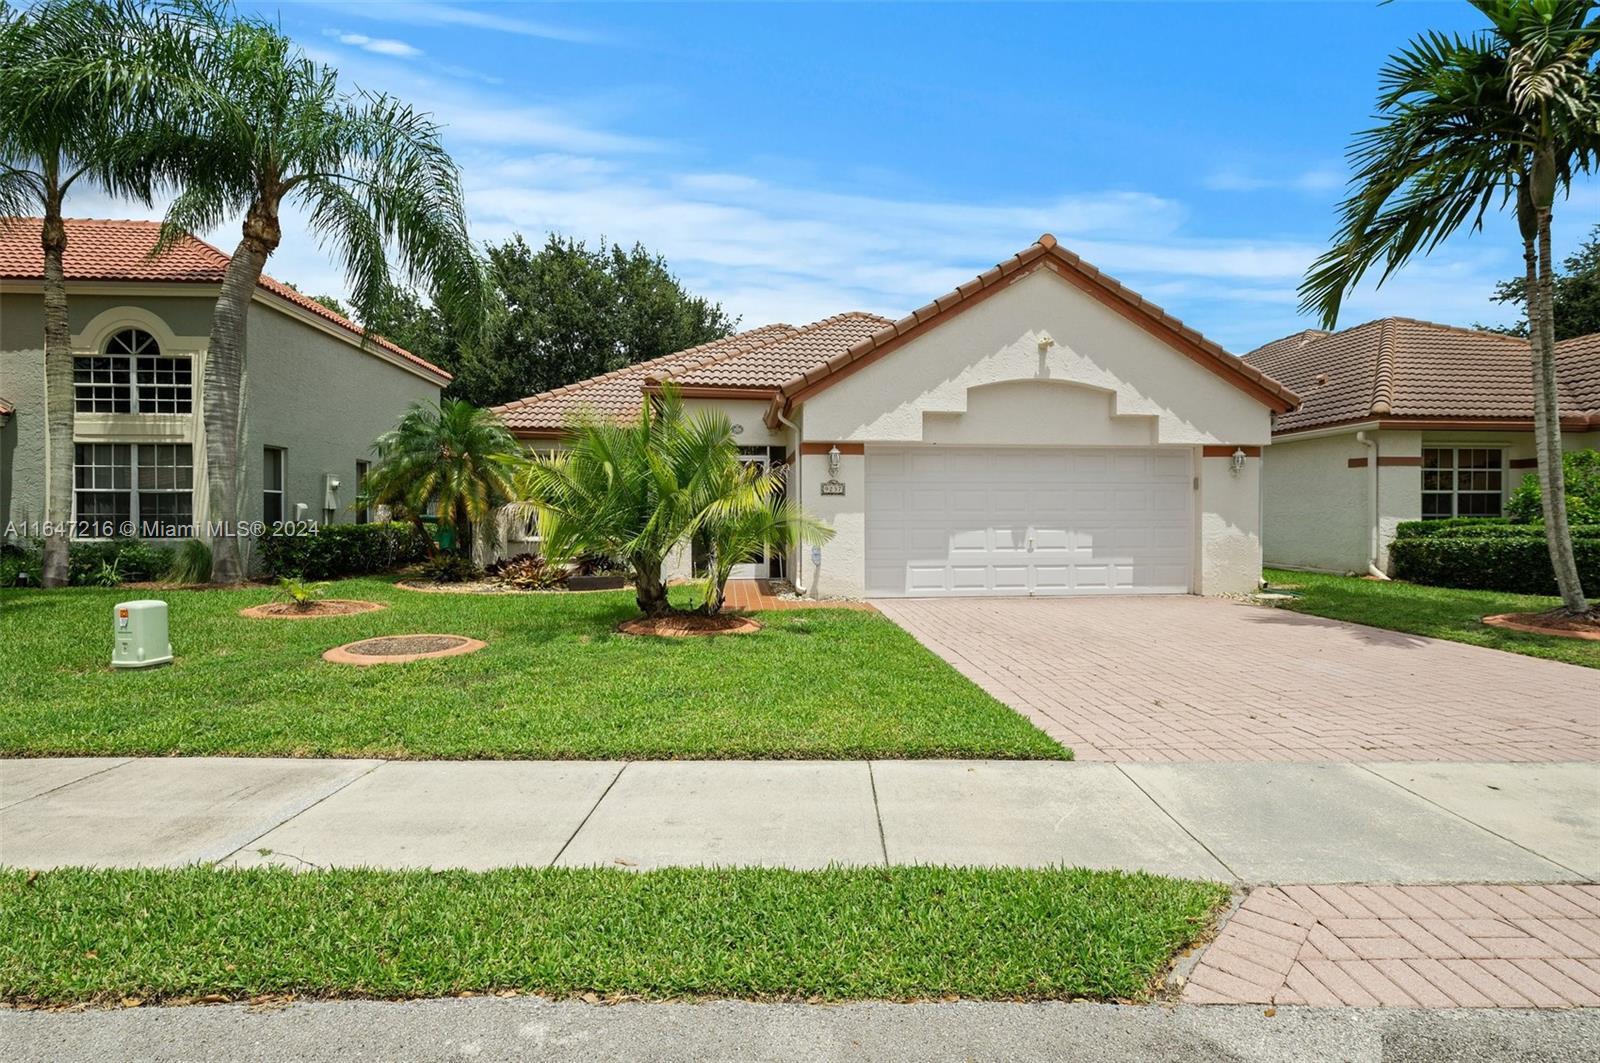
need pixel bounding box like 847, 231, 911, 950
74, 327, 192, 413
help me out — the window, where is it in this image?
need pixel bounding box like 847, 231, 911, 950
73, 443, 193, 537
74, 328, 192, 413
1422, 447, 1504, 519
263, 447, 285, 525
355, 460, 370, 524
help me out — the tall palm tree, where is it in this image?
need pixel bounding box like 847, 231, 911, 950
0, 0, 180, 586
155, 6, 483, 581
1300, 0, 1599, 617
363, 400, 522, 558
518, 389, 831, 618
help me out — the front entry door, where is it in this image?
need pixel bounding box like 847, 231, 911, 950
729, 447, 771, 579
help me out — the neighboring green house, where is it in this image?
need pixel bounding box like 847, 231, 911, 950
0, 218, 449, 565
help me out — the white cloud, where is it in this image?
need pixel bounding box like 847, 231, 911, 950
314, 2, 609, 46
327, 31, 423, 59
1203, 167, 1345, 194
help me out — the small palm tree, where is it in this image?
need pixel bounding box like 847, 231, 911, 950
1300, 0, 1599, 617
0, 0, 183, 586
364, 400, 522, 558
150, 5, 484, 582
517, 389, 831, 618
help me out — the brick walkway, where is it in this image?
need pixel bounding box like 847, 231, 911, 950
1184, 884, 1600, 1008
874, 597, 1600, 762
721, 579, 874, 612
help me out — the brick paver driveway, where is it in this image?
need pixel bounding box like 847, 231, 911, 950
875, 597, 1600, 762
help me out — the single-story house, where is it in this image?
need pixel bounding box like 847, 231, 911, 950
494, 235, 1300, 599
0, 218, 449, 560
1243, 319, 1599, 575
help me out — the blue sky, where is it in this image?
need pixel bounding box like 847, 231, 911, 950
110, 1, 1599, 350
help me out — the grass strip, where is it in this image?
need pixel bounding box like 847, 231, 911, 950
0, 866, 1225, 1004
0, 579, 1066, 760
1263, 568, 1599, 669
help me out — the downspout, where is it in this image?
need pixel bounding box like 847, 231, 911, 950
1356, 431, 1390, 580
775, 407, 807, 595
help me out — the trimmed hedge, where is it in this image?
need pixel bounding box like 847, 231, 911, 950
1390, 528, 1600, 596
259, 522, 432, 580
1394, 517, 1600, 541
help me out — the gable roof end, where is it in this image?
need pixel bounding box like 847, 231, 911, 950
763, 234, 1301, 427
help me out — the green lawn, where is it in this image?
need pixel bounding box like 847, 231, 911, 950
0, 579, 1064, 759
1263, 568, 1600, 669
0, 866, 1225, 1004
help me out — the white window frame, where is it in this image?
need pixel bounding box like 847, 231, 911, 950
1422, 446, 1505, 519
72, 442, 195, 539
74, 328, 193, 414
263, 447, 286, 525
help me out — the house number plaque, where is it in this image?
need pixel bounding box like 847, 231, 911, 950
820, 479, 846, 496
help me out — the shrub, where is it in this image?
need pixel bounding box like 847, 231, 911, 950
165, 539, 213, 584
0, 539, 42, 587
486, 553, 566, 590
1390, 531, 1600, 595
260, 522, 432, 580
418, 553, 482, 584
275, 576, 332, 611
1394, 518, 1600, 540
1506, 448, 1600, 524
66, 538, 174, 586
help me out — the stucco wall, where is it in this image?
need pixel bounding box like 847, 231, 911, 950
794, 268, 1273, 598
1260, 432, 1369, 573
240, 302, 442, 566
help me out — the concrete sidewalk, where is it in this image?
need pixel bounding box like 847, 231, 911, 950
4, 758, 1595, 883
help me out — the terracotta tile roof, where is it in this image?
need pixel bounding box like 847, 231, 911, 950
1243, 317, 1600, 433
0, 218, 449, 381
764, 234, 1300, 424
490, 324, 799, 433
0, 397, 12, 416
652, 312, 894, 390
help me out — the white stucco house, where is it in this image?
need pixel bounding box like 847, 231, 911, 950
493, 235, 1300, 599
1243, 319, 1599, 576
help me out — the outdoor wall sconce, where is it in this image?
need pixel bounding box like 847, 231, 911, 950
827, 445, 842, 476
1231, 447, 1247, 476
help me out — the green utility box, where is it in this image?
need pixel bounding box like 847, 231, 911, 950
112, 599, 173, 669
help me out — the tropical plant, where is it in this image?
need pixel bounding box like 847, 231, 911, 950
0, 0, 190, 586
164, 537, 213, 584
416, 552, 482, 584
486, 554, 567, 591
516, 389, 831, 618
274, 575, 330, 611
1299, 0, 1600, 616
147, 4, 484, 582
363, 400, 523, 558
1508, 447, 1600, 522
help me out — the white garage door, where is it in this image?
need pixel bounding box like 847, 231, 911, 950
865, 446, 1193, 597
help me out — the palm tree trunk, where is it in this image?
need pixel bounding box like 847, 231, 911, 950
633, 559, 672, 617
39, 183, 73, 588
1523, 175, 1589, 614
204, 204, 279, 583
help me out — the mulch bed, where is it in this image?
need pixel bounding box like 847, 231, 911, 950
238, 600, 387, 619
1482, 610, 1600, 641
617, 614, 763, 638
322, 634, 487, 665
394, 579, 632, 596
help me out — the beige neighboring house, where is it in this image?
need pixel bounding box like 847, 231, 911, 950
1243, 319, 1600, 576
0, 219, 449, 562
494, 235, 1300, 599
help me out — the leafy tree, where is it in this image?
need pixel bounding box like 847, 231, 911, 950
153, 4, 484, 582
363, 400, 523, 558
1508, 447, 1600, 523
0, 0, 185, 586
516, 389, 829, 618
452, 234, 735, 407
1299, 0, 1599, 617
1488, 222, 1600, 337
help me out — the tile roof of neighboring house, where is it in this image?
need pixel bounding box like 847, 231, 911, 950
495, 235, 1299, 436
0, 218, 449, 381
1243, 317, 1600, 433
491, 324, 801, 432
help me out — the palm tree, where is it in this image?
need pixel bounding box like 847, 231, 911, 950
153, 6, 483, 582
0, 0, 181, 586
517, 389, 831, 618
364, 400, 522, 558
1300, 0, 1599, 617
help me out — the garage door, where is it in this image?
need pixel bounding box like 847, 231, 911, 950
865, 446, 1193, 597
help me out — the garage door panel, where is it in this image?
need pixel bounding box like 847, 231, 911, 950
865, 446, 1193, 597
